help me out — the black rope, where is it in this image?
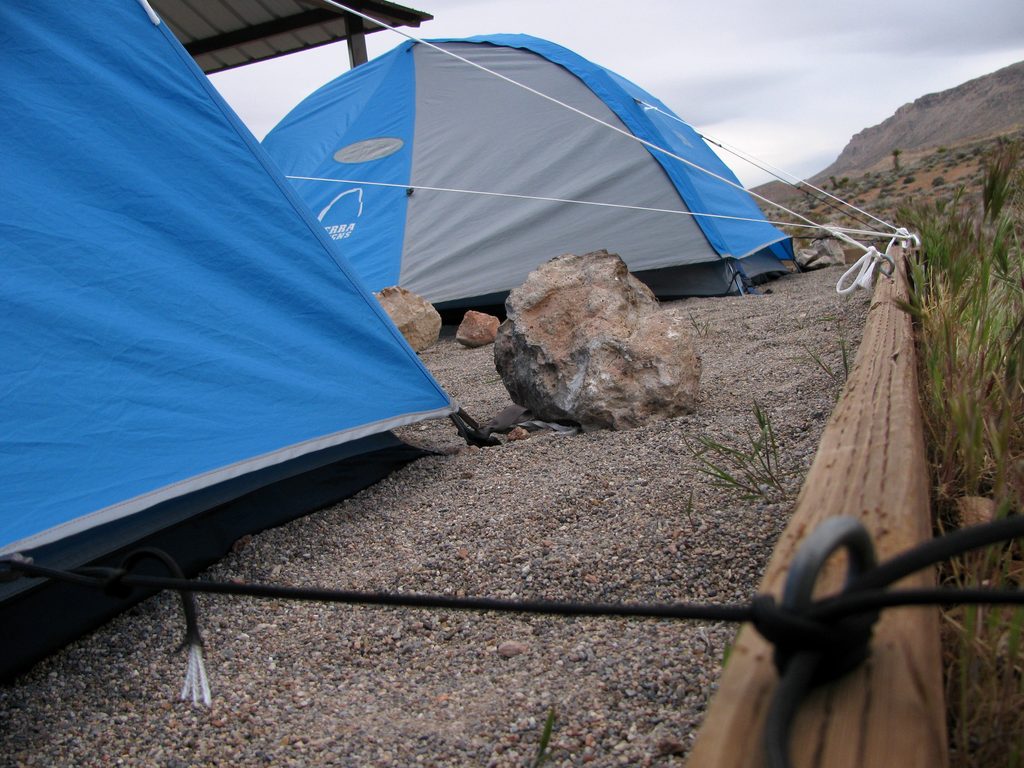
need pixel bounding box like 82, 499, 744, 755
6, 559, 753, 623
8, 558, 1021, 627
848, 514, 1024, 592
3, 513, 1023, 767
120, 548, 204, 651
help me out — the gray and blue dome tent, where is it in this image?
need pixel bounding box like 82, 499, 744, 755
263, 34, 794, 305
0, 0, 454, 680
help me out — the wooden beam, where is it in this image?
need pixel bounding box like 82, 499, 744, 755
345, 12, 368, 68
687, 252, 947, 768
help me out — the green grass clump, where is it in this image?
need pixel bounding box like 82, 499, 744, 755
899, 140, 1024, 768
689, 402, 789, 502
801, 315, 851, 386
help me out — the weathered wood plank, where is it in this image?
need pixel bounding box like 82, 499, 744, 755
687, 252, 947, 768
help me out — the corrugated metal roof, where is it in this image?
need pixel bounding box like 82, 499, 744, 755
149, 0, 431, 73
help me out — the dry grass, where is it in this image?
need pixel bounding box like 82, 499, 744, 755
900, 140, 1024, 767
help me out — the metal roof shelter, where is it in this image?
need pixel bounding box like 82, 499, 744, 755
149, 0, 432, 72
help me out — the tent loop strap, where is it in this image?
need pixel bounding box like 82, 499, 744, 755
836, 246, 891, 295
94, 566, 133, 599
0, 552, 32, 582
450, 408, 501, 447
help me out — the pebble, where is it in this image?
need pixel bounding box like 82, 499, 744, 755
496, 641, 529, 658
0, 266, 869, 767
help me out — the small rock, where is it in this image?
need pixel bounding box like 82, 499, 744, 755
497, 641, 529, 658
506, 426, 531, 442
373, 285, 441, 351
456, 310, 500, 348
654, 735, 687, 756
568, 645, 590, 662
795, 230, 845, 270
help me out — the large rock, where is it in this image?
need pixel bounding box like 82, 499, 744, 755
373, 286, 441, 352
456, 310, 500, 348
493, 250, 702, 431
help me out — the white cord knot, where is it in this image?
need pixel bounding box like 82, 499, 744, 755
836, 247, 892, 295
889, 226, 920, 252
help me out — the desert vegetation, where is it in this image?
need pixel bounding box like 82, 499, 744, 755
768, 129, 1024, 258
900, 140, 1024, 767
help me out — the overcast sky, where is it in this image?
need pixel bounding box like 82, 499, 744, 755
211, 0, 1024, 187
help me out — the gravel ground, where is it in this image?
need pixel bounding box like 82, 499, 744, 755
0, 265, 870, 768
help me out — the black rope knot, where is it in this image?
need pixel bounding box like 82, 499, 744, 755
750, 593, 877, 687
98, 567, 133, 599
759, 516, 883, 768
753, 517, 881, 686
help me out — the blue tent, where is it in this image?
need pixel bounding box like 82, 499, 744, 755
0, 0, 453, 678
263, 34, 793, 305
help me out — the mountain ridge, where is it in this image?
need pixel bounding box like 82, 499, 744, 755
753, 59, 1024, 206
816, 59, 1024, 180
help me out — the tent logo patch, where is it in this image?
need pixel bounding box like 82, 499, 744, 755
333, 137, 404, 164
317, 187, 363, 241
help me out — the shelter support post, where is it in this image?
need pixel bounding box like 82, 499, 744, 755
345, 12, 368, 68
687, 249, 948, 768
